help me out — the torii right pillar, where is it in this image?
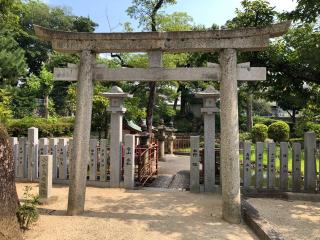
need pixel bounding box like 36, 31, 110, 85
220, 49, 241, 223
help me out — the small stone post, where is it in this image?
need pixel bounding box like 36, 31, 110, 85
195, 86, 220, 192
304, 131, 317, 191
219, 49, 241, 224
166, 121, 176, 155
190, 136, 200, 193
67, 50, 95, 216
156, 119, 167, 161
102, 86, 132, 188
39, 155, 53, 200
9, 137, 18, 176
28, 127, 39, 181
124, 134, 135, 189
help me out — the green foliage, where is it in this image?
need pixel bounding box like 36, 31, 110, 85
253, 116, 277, 126
0, 32, 27, 83
268, 121, 290, 142
240, 132, 251, 141
0, 88, 13, 124
289, 0, 320, 23
17, 186, 40, 230
7, 116, 74, 137
251, 124, 268, 143
296, 121, 320, 138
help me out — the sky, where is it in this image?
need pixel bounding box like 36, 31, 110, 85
45, 0, 297, 32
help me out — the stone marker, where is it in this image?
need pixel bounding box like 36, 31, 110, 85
39, 138, 49, 156
156, 119, 166, 161
102, 86, 132, 187
39, 155, 53, 199
28, 127, 39, 180
18, 137, 28, 178
267, 142, 276, 189
255, 142, 264, 189
89, 139, 98, 181
48, 138, 58, 179
190, 136, 200, 193
292, 142, 301, 191
99, 139, 108, 182
304, 132, 317, 191
196, 86, 220, 192
10, 137, 19, 176
243, 141, 251, 188
67, 139, 73, 178
280, 142, 288, 191
57, 138, 68, 179
124, 134, 135, 189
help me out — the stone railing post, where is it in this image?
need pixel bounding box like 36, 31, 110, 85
28, 127, 39, 181
190, 136, 200, 193
39, 155, 53, 200
102, 86, 132, 188
156, 119, 167, 161
67, 50, 95, 216
304, 131, 317, 191
195, 86, 220, 192
219, 48, 241, 224
124, 134, 135, 189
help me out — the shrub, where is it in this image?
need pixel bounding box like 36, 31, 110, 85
251, 124, 268, 143
240, 132, 251, 141
17, 186, 40, 230
268, 121, 290, 142
253, 116, 277, 126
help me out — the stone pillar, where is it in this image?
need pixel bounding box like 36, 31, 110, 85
304, 131, 317, 191
190, 136, 200, 193
166, 121, 176, 155
10, 137, 19, 176
124, 134, 135, 189
195, 86, 220, 192
28, 127, 39, 181
156, 119, 166, 161
102, 86, 132, 188
67, 50, 95, 216
219, 49, 241, 224
39, 155, 53, 200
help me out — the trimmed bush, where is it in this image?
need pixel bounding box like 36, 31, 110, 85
7, 117, 74, 137
253, 116, 277, 126
268, 121, 290, 142
251, 124, 268, 143
240, 132, 251, 141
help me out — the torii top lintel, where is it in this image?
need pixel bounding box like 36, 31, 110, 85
34, 22, 290, 53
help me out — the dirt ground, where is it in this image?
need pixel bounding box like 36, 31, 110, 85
17, 183, 257, 240
248, 198, 320, 240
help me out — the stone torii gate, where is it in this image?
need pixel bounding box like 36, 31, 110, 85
34, 22, 290, 223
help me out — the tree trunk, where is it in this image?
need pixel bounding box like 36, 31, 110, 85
146, 81, 157, 133
246, 94, 253, 132
44, 94, 49, 119
0, 125, 23, 240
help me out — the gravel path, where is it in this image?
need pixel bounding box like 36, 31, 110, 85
248, 198, 320, 240
17, 183, 257, 240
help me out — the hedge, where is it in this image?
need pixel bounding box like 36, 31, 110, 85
7, 117, 74, 137
268, 121, 290, 142
251, 124, 268, 143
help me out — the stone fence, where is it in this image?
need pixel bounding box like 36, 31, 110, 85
190, 131, 320, 193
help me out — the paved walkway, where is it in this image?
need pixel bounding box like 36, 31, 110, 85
147, 155, 190, 189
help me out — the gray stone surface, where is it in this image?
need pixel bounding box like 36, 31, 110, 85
89, 139, 98, 181
243, 141, 251, 188
190, 136, 200, 193
267, 142, 276, 189
18, 137, 28, 178
57, 138, 67, 180
48, 138, 58, 179
10, 137, 19, 176
28, 127, 39, 180
124, 134, 135, 189
102, 86, 132, 188
67, 50, 95, 216
292, 142, 301, 192
255, 142, 264, 189
304, 132, 317, 191
99, 139, 108, 182
280, 142, 288, 191
220, 48, 241, 224
39, 155, 53, 199
34, 22, 290, 53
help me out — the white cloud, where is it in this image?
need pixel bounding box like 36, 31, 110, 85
267, 0, 297, 12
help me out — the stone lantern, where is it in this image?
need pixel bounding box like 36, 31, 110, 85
156, 119, 167, 161
101, 86, 132, 187
166, 121, 177, 155
195, 86, 220, 192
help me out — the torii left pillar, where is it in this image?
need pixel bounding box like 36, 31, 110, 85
67, 50, 95, 215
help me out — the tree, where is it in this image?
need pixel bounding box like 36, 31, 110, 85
0, 125, 23, 240
226, 0, 277, 131
289, 0, 320, 23
127, 0, 177, 132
